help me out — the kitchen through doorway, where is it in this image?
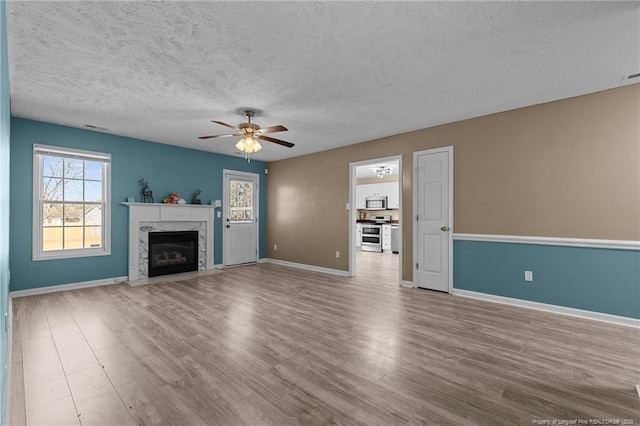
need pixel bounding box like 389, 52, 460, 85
349, 156, 402, 286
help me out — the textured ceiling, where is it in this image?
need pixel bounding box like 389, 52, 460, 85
7, 1, 640, 162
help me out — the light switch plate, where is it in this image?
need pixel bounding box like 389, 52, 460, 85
524, 270, 533, 281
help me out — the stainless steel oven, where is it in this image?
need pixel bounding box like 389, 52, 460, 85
361, 224, 382, 252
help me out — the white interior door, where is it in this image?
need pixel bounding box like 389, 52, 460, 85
223, 170, 258, 266
414, 147, 452, 292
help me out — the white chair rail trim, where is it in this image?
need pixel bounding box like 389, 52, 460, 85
453, 233, 640, 251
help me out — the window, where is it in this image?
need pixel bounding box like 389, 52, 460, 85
33, 144, 111, 260
229, 179, 253, 222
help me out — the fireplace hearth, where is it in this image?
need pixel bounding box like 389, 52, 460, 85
148, 231, 199, 277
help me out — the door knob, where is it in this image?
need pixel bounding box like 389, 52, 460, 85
440, 225, 449, 232
226, 224, 230, 229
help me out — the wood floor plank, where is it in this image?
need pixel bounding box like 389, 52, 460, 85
66, 365, 135, 426
41, 293, 75, 326
10, 252, 640, 426
16, 296, 51, 342
21, 335, 70, 410
70, 310, 120, 351
92, 343, 209, 425
50, 321, 100, 375
10, 361, 27, 426
25, 396, 79, 426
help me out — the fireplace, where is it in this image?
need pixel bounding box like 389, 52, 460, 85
148, 231, 199, 277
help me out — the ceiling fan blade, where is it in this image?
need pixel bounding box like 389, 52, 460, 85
259, 125, 288, 134
258, 134, 295, 148
198, 133, 242, 140
211, 120, 239, 130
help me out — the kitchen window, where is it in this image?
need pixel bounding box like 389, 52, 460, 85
33, 144, 111, 261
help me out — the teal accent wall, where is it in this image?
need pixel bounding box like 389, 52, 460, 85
9, 118, 268, 291
0, 0, 10, 418
454, 240, 640, 319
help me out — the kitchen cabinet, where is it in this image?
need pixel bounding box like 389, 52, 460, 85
357, 183, 385, 209
384, 182, 400, 209
364, 183, 386, 197
356, 181, 400, 210
382, 224, 392, 252
355, 186, 367, 209
356, 223, 362, 248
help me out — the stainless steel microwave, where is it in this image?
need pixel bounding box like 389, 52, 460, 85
365, 196, 387, 210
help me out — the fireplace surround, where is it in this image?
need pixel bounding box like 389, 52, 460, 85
124, 202, 216, 282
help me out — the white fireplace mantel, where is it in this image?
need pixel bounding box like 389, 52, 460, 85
123, 202, 216, 281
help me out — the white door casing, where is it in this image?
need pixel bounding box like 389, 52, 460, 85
413, 147, 453, 292
223, 170, 259, 266
348, 155, 402, 284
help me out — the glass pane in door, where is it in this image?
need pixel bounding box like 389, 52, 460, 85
229, 180, 253, 222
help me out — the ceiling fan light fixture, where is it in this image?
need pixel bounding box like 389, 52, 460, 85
235, 136, 262, 162
244, 137, 256, 153
200, 109, 294, 162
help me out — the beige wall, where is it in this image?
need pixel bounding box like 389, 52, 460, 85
267, 85, 640, 280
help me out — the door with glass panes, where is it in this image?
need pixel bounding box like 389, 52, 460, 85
223, 170, 258, 266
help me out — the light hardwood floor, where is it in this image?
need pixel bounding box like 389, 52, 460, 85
9, 253, 640, 425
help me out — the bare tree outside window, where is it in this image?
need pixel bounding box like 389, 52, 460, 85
40, 155, 104, 251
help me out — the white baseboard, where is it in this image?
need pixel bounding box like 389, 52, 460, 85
265, 258, 350, 277
10, 276, 127, 298
452, 289, 640, 328
3, 296, 13, 426
401, 280, 415, 288
215, 259, 268, 269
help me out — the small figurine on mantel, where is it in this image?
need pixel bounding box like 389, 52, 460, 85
139, 179, 154, 203
191, 188, 202, 205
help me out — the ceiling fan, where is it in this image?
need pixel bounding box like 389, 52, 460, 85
199, 110, 294, 161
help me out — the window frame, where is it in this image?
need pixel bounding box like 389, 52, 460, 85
32, 144, 111, 261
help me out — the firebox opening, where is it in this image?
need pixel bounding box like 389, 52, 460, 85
148, 231, 198, 277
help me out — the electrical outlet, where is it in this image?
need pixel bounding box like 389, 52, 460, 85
524, 270, 533, 282
273, 244, 277, 251
336, 251, 340, 258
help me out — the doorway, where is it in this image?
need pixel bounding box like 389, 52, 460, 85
223, 170, 259, 266
349, 156, 402, 285
413, 147, 453, 292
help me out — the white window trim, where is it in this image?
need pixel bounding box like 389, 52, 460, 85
32, 144, 111, 261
